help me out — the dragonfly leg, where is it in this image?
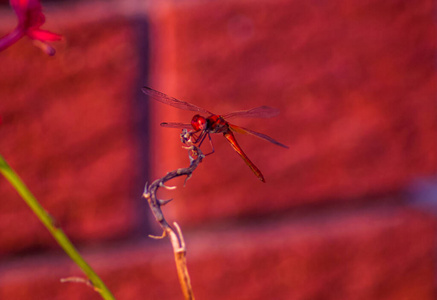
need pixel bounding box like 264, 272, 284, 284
181, 129, 200, 146
200, 133, 215, 156
191, 130, 204, 144
197, 131, 207, 147
185, 130, 215, 156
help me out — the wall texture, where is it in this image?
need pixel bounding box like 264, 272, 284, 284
0, 0, 436, 299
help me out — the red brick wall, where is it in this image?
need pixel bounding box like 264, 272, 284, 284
0, 207, 434, 300
149, 0, 437, 224
0, 9, 142, 255
0, 0, 436, 299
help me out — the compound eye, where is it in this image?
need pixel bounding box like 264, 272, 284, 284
191, 115, 207, 131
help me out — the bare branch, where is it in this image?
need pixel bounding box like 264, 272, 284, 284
143, 132, 203, 300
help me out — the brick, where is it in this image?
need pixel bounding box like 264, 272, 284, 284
0, 205, 434, 299
147, 0, 437, 225
0, 6, 145, 254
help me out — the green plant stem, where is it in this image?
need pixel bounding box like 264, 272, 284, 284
0, 154, 115, 300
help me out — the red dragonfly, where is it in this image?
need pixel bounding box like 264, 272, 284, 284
142, 87, 288, 182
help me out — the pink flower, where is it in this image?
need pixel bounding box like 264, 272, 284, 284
0, 0, 62, 55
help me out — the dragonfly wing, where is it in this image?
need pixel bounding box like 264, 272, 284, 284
229, 124, 289, 148
142, 87, 213, 114
160, 122, 193, 129
222, 106, 280, 119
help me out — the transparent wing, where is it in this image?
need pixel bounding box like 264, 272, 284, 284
229, 124, 289, 148
160, 122, 193, 129
223, 106, 280, 119
142, 87, 213, 115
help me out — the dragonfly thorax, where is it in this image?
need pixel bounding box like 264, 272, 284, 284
206, 115, 228, 133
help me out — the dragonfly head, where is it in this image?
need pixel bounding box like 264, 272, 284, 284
191, 115, 207, 131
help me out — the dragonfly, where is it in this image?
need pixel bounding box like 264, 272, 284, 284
142, 87, 288, 182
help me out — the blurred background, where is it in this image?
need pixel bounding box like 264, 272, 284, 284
0, 0, 436, 299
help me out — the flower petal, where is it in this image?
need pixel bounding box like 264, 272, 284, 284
10, 0, 29, 11
27, 9, 46, 27
28, 29, 62, 41
4, 0, 61, 56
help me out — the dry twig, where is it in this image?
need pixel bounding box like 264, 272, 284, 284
143, 130, 203, 300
